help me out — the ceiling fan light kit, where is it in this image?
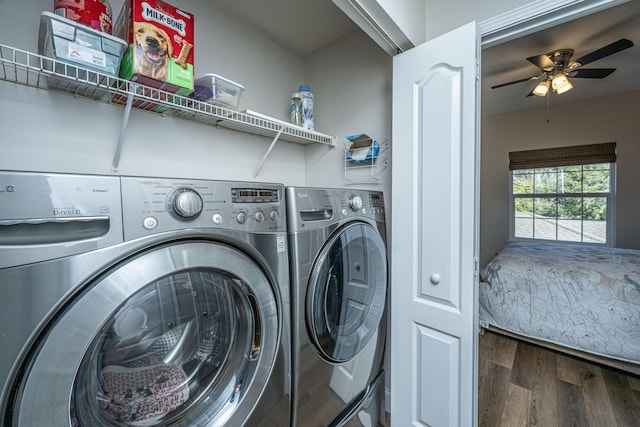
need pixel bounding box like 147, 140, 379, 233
492, 38, 634, 98
551, 72, 573, 94
532, 79, 550, 96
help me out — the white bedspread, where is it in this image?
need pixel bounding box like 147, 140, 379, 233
479, 242, 640, 364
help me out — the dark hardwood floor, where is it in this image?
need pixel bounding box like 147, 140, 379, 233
478, 330, 640, 426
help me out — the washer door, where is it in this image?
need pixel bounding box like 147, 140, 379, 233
12, 242, 279, 426
307, 222, 387, 363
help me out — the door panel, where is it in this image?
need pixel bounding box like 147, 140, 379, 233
307, 222, 387, 363
416, 64, 463, 310
11, 242, 280, 427
416, 325, 460, 426
391, 22, 479, 427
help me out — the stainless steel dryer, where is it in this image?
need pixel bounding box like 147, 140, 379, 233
0, 171, 290, 427
286, 187, 388, 427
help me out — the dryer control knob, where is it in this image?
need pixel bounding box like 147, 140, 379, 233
170, 188, 203, 219
236, 211, 248, 224
349, 195, 363, 211
255, 211, 265, 222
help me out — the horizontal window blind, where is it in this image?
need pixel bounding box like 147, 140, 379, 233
509, 142, 616, 170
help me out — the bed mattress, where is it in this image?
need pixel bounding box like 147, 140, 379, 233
479, 242, 640, 364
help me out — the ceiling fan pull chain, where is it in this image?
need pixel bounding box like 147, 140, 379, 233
546, 91, 551, 124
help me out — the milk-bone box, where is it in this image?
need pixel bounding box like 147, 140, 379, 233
114, 0, 194, 96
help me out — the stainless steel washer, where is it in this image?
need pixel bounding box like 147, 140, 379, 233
286, 187, 388, 427
0, 171, 290, 426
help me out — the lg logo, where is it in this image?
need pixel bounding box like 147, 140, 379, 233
1, 185, 16, 193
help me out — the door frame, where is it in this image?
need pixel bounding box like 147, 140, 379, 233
468, 0, 627, 424
479, 0, 628, 47
385, 0, 629, 417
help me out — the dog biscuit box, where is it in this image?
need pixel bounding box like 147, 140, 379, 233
115, 0, 194, 96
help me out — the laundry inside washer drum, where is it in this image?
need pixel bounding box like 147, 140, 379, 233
70, 269, 256, 426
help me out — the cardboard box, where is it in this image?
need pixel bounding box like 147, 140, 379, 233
114, 0, 194, 96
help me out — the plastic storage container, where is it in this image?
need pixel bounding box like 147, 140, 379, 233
191, 73, 245, 109
38, 11, 127, 77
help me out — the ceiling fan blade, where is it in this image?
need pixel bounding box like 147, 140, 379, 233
526, 54, 555, 70
570, 38, 633, 67
491, 75, 541, 89
570, 68, 616, 78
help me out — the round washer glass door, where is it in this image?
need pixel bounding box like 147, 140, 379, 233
12, 242, 279, 427
307, 222, 387, 363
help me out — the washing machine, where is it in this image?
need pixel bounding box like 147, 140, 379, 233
286, 187, 388, 427
0, 170, 290, 426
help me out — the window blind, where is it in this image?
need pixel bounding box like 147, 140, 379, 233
509, 142, 616, 170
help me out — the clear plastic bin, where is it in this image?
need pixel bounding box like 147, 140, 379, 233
191, 73, 245, 109
38, 11, 127, 78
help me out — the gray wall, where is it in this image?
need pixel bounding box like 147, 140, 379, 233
480, 89, 640, 266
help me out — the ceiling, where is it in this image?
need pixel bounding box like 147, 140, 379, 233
211, 0, 359, 55
482, 1, 640, 116
212, 0, 640, 117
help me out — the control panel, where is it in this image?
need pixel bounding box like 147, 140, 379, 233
285, 186, 385, 232
121, 177, 285, 241
0, 171, 124, 268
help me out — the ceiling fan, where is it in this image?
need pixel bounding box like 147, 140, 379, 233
491, 38, 634, 97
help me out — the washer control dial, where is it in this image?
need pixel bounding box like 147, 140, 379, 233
349, 195, 363, 211
270, 210, 279, 221
254, 211, 265, 222
169, 188, 203, 219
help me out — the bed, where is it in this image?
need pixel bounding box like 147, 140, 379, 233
479, 241, 640, 370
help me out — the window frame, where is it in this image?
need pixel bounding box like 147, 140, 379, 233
508, 163, 616, 246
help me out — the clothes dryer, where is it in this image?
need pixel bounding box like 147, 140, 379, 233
286, 187, 388, 427
0, 171, 290, 426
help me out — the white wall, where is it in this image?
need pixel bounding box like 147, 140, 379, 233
425, 0, 533, 40
378, 0, 427, 46
0, 0, 309, 184
480, 89, 640, 266
304, 31, 392, 190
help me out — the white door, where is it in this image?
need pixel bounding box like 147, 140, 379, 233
391, 22, 480, 427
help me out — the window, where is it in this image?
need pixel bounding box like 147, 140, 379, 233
509, 143, 616, 245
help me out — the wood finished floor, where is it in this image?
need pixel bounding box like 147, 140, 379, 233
478, 330, 640, 427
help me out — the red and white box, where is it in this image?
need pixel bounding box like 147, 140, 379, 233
114, 0, 194, 96
54, 0, 113, 34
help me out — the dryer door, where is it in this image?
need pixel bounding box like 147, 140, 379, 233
307, 222, 387, 363
11, 242, 279, 427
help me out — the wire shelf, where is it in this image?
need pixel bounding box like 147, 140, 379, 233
0, 43, 337, 148
344, 138, 389, 185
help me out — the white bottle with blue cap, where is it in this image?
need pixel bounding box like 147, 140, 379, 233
298, 85, 314, 130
